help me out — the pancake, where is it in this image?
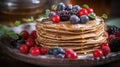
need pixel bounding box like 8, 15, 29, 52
35, 17, 108, 54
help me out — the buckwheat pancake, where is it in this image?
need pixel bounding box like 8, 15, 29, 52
35, 17, 108, 54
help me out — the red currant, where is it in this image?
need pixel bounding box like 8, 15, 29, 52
87, 8, 93, 14
108, 34, 115, 41
116, 32, 120, 38
65, 49, 74, 54
93, 49, 103, 58
39, 47, 48, 55
52, 15, 60, 23
102, 46, 110, 56
100, 42, 109, 49
19, 44, 28, 54
20, 30, 29, 39
31, 30, 37, 39
26, 37, 35, 47
29, 47, 40, 56
78, 8, 88, 16
65, 49, 78, 59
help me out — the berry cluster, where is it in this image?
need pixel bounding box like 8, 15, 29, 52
93, 26, 120, 58
106, 25, 120, 52
48, 47, 78, 59
48, 3, 96, 24
93, 42, 110, 58
10, 30, 78, 59
10, 25, 120, 59
10, 30, 48, 56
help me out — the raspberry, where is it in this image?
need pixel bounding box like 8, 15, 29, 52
29, 47, 40, 56
100, 42, 109, 49
78, 8, 88, 16
108, 34, 115, 42
39, 47, 48, 55
93, 49, 103, 58
87, 8, 93, 14
20, 30, 29, 40
19, 44, 28, 54
52, 15, 60, 23
65, 49, 78, 59
102, 46, 110, 56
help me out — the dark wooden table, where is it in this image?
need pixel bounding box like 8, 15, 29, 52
0, 0, 120, 67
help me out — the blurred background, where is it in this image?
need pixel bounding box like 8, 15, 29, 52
0, 0, 120, 26
0, 0, 120, 67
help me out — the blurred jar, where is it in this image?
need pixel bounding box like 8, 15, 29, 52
0, 0, 47, 25
48, 0, 70, 8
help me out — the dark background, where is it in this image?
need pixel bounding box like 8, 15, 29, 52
0, 0, 120, 67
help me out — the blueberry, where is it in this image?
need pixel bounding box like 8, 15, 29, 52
56, 47, 65, 54
48, 48, 59, 55
48, 47, 64, 55
10, 39, 17, 48
56, 54, 65, 58
57, 3, 66, 11
73, 5, 81, 11
65, 4, 73, 10
16, 39, 25, 44
49, 12, 56, 19
70, 15, 80, 24
80, 15, 89, 24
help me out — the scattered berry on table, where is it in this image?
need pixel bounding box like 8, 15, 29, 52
19, 44, 28, 54
29, 47, 40, 56
57, 3, 66, 11
56, 54, 65, 58
65, 49, 78, 59
26, 37, 35, 47
109, 38, 120, 52
39, 47, 48, 55
101, 46, 110, 56
20, 30, 29, 40
108, 34, 115, 42
80, 15, 89, 24
10, 39, 17, 48
70, 15, 80, 24
48, 47, 64, 55
31, 30, 37, 39
100, 42, 109, 49
52, 15, 60, 23
93, 49, 103, 58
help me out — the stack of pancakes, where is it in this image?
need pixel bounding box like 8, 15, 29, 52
35, 17, 108, 54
